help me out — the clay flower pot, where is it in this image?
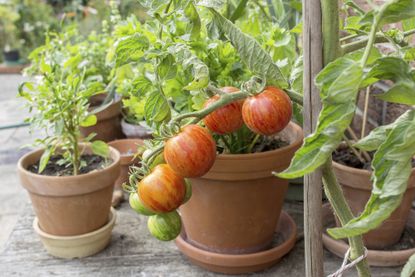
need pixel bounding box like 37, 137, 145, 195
180, 122, 303, 255
333, 161, 415, 249
18, 145, 120, 236
108, 139, 144, 206
81, 94, 124, 142
121, 119, 152, 139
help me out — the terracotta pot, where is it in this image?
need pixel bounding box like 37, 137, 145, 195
18, 145, 120, 236
121, 119, 152, 139
333, 161, 415, 249
80, 94, 124, 142
180, 122, 303, 254
108, 138, 144, 190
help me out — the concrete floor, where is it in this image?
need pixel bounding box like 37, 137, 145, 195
0, 74, 38, 251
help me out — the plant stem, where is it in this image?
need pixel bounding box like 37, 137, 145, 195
361, 86, 371, 139
322, 161, 371, 277
347, 127, 372, 162
343, 135, 367, 164
247, 133, 260, 153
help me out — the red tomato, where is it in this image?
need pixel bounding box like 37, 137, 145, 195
203, 87, 243, 134
242, 86, 292, 135
164, 125, 216, 177
138, 164, 186, 213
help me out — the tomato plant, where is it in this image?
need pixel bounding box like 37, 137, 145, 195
147, 210, 182, 241
138, 164, 186, 213
164, 125, 217, 178
242, 86, 292, 135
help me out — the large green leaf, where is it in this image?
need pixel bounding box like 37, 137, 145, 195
196, 0, 224, 9
114, 34, 149, 67
328, 110, 415, 239
145, 90, 171, 124
402, 253, 415, 277
381, 0, 415, 24
364, 57, 415, 105
353, 123, 395, 152
167, 43, 209, 90
207, 8, 288, 88
277, 58, 363, 179
184, 2, 201, 39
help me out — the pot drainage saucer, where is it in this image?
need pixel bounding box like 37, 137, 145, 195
175, 211, 297, 274
322, 203, 415, 267
33, 207, 116, 259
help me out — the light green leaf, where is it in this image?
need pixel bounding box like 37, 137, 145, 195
196, 0, 225, 9
328, 110, 415, 239
365, 57, 415, 105
168, 44, 209, 90
91, 140, 110, 158
381, 0, 415, 24
277, 58, 363, 179
144, 91, 171, 124
354, 124, 393, 151
80, 115, 97, 127
208, 8, 288, 88
158, 54, 177, 81
114, 34, 149, 67
401, 253, 415, 277
39, 147, 52, 173
184, 2, 201, 39
290, 56, 303, 95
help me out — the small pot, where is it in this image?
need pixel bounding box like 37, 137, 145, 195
180, 122, 303, 254
18, 145, 120, 236
3, 49, 20, 63
108, 138, 144, 189
33, 207, 117, 259
121, 119, 152, 139
80, 94, 124, 142
333, 161, 415, 249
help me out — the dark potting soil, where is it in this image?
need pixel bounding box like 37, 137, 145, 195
28, 154, 111, 176
251, 137, 289, 153
332, 147, 415, 170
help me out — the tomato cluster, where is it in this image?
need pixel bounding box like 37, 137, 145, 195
130, 86, 292, 241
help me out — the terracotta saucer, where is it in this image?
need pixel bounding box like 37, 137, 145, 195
33, 207, 117, 259
322, 203, 415, 267
175, 211, 297, 274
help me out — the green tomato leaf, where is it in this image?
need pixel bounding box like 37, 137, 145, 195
365, 57, 415, 105
80, 114, 97, 127
277, 58, 363, 179
328, 110, 415, 239
353, 124, 393, 152
114, 34, 149, 67
381, 0, 415, 24
208, 8, 288, 88
184, 2, 201, 39
158, 54, 177, 81
91, 140, 110, 158
168, 43, 209, 90
144, 91, 171, 124
196, 0, 225, 9
402, 253, 415, 277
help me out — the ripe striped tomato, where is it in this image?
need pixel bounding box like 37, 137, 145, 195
164, 124, 216, 177
138, 164, 186, 213
203, 87, 243, 134
242, 86, 292, 135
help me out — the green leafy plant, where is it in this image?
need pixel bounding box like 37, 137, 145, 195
0, 4, 21, 51
276, 0, 415, 275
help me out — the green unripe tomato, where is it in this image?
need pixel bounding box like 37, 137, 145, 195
147, 210, 182, 241
183, 179, 192, 204
129, 193, 156, 216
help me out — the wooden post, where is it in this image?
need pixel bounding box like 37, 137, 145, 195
303, 0, 324, 276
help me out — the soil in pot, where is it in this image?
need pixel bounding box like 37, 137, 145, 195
179, 122, 303, 256
80, 94, 124, 142
18, 145, 120, 236
332, 148, 415, 249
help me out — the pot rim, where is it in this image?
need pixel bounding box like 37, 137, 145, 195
108, 138, 144, 165
17, 144, 121, 181
215, 122, 303, 160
